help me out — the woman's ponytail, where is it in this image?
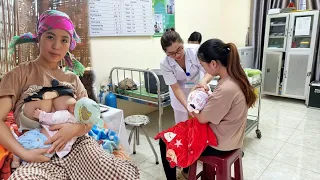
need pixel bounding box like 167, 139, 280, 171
226, 43, 257, 108
197, 39, 257, 107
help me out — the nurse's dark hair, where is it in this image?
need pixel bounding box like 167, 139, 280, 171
188, 31, 202, 43
197, 39, 257, 108
161, 28, 183, 51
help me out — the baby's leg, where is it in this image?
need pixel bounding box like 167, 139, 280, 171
11, 155, 21, 169
52, 96, 76, 111
23, 100, 53, 121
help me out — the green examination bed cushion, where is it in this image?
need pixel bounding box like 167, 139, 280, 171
117, 86, 159, 98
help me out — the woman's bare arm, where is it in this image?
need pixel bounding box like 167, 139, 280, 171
199, 73, 213, 85
190, 73, 213, 93
192, 112, 210, 124
0, 96, 27, 157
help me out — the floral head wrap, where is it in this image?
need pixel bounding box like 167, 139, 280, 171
9, 10, 85, 76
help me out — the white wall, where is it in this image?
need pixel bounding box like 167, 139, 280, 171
90, 0, 251, 116
91, 0, 251, 86
219, 0, 252, 46
91, 0, 223, 86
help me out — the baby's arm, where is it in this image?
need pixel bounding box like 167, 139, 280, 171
34, 109, 55, 125
35, 109, 77, 125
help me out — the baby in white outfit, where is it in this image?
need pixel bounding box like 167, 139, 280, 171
187, 85, 212, 114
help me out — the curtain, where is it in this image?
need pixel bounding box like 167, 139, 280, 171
307, 0, 320, 10
307, 0, 320, 81
0, 0, 91, 74
0, 0, 15, 73
248, 0, 270, 69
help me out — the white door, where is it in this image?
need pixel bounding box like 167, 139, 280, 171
262, 52, 283, 95
282, 52, 311, 99
264, 13, 290, 52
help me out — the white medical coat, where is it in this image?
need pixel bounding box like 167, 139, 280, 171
160, 44, 206, 112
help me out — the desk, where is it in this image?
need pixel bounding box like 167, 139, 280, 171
101, 106, 130, 153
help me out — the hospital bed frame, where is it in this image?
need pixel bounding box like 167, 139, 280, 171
109, 67, 262, 139
109, 67, 171, 132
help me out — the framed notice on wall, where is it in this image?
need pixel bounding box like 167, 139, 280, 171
153, 0, 175, 37
88, 0, 154, 37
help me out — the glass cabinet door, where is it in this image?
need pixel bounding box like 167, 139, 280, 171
288, 13, 316, 50
266, 15, 290, 51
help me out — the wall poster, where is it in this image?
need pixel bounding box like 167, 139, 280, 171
153, 0, 175, 37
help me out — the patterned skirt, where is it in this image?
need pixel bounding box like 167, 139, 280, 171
9, 135, 140, 180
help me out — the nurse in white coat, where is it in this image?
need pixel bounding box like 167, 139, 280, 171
160, 29, 213, 124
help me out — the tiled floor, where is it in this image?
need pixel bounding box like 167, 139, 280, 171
125, 96, 320, 180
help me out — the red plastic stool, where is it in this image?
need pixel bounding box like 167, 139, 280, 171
188, 149, 243, 180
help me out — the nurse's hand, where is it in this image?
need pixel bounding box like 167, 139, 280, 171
191, 83, 209, 92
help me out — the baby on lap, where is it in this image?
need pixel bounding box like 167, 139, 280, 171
154, 85, 218, 168
11, 97, 104, 168
187, 85, 212, 114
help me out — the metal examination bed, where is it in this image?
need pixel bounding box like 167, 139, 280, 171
109, 67, 171, 132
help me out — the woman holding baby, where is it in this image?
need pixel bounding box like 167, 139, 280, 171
0, 10, 139, 179
159, 30, 257, 179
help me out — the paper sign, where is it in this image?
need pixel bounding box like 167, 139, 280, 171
295, 16, 311, 36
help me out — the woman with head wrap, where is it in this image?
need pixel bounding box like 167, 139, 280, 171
0, 10, 139, 179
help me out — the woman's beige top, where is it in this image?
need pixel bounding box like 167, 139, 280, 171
201, 77, 248, 151
0, 61, 87, 126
